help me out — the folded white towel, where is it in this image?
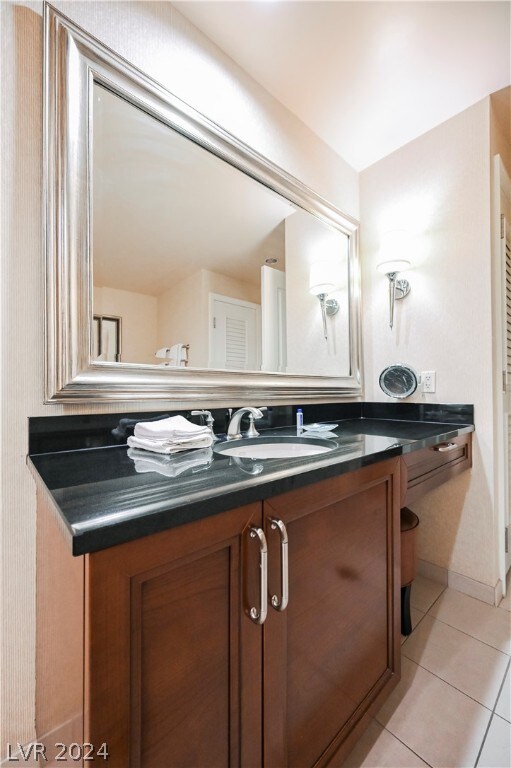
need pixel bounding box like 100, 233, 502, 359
172, 344, 187, 363
127, 447, 213, 477
127, 433, 213, 455
155, 344, 188, 360
134, 415, 210, 441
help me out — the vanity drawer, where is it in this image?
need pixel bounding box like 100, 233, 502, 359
401, 433, 472, 505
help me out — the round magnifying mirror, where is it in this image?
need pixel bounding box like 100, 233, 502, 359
379, 364, 418, 399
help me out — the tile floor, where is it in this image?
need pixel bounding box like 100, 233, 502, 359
343, 575, 511, 768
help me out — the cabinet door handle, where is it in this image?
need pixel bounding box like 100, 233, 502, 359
433, 442, 458, 452
269, 517, 289, 612
249, 526, 268, 625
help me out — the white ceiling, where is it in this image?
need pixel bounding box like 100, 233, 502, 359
174, 0, 511, 170
93, 85, 293, 295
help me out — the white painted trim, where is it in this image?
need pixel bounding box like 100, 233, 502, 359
418, 559, 501, 606
492, 155, 511, 598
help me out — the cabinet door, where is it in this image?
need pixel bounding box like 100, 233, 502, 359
263, 459, 401, 768
85, 502, 263, 768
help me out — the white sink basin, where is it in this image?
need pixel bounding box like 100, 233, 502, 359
213, 435, 336, 459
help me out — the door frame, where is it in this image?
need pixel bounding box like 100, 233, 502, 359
502, 216, 511, 578
261, 265, 287, 373
492, 154, 511, 596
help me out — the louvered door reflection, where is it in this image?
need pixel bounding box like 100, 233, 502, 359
209, 293, 261, 370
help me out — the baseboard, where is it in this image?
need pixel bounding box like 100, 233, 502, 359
417, 559, 448, 586
418, 558, 500, 606
2, 716, 82, 767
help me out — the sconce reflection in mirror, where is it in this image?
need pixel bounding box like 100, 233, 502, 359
377, 230, 412, 330
309, 259, 340, 340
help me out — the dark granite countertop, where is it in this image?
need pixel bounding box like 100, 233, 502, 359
28, 409, 474, 556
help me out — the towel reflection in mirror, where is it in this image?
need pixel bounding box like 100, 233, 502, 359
155, 343, 189, 367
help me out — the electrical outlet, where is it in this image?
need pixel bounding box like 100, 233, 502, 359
421, 371, 436, 393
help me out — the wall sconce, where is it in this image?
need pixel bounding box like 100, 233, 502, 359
377, 259, 411, 329
377, 231, 412, 329
309, 260, 340, 340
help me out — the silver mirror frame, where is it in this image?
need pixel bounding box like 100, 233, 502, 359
44, 4, 362, 404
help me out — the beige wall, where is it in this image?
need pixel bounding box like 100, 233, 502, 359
202, 268, 260, 306
157, 269, 260, 368
491, 86, 511, 174
0, 0, 358, 747
360, 99, 496, 588
94, 286, 158, 365
157, 271, 207, 368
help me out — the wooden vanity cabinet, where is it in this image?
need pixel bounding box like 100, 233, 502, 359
262, 458, 401, 768
400, 433, 472, 506
37, 457, 400, 768
85, 502, 264, 768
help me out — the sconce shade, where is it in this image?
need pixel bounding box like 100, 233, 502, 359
376, 259, 411, 276
309, 259, 340, 296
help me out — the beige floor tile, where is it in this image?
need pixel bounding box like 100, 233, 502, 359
429, 589, 511, 654
477, 715, 511, 768
401, 607, 426, 644
375, 657, 491, 767
499, 593, 511, 612
401, 615, 509, 709
495, 665, 510, 723
410, 575, 445, 613
341, 719, 428, 767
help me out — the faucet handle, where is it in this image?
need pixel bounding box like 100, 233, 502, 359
246, 414, 260, 438
191, 409, 212, 419
190, 410, 217, 441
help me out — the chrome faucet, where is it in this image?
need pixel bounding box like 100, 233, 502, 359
226, 407, 264, 440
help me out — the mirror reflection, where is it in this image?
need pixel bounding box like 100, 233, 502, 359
92, 85, 350, 376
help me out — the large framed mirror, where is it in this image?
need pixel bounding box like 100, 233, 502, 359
44, 4, 362, 404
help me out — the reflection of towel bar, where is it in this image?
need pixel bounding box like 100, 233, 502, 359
155, 344, 190, 366
155, 344, 190, 353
